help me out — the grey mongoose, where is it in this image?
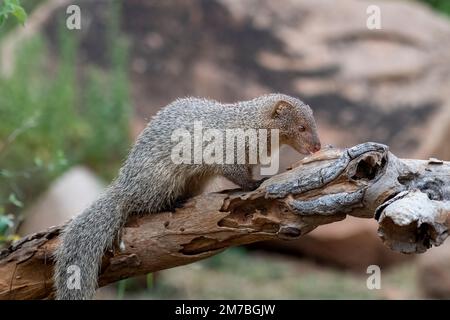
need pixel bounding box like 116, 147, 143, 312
54, 93, 321, 299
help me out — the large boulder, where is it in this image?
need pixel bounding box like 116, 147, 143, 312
251, 217, 409, 270
18, 167, 104, 235
417, 240, 450, 298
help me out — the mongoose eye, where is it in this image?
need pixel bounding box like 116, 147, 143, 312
299, 126, 306, 132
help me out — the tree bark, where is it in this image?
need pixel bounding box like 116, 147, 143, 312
0, 142, 449, 300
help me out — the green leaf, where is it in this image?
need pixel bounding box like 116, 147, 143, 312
146, 273, 154, 289
117, 279, 127, 300
34, 157, 44, 167
56, 150, 68, 167
0, 169, 13, 177
0, 0, 26, 26
0, 14, 6, 27
47, 163, 55, 172
8, 193, 23, 208
0, 215, 14, 235
12, 5, 26, 25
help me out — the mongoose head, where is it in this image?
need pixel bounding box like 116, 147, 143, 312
270, 96, 321, 155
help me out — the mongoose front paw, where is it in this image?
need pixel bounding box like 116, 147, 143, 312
244, 177, 269, 191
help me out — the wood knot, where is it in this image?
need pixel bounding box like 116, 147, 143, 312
278, 226, 302, 239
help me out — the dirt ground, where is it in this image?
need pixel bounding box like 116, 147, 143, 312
96, 248, 420, 300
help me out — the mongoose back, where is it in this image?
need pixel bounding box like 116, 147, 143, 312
54, 93, 321, 299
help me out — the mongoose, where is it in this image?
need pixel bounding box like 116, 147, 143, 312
54, 93, 321, 299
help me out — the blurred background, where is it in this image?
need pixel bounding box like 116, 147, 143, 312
1, 0, 450, 299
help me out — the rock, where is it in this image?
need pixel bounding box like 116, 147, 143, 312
18, 167, 104, 235
252, 216, 410, 270
417, 240, 450, 298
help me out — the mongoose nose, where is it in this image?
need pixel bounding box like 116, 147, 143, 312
313, 143, 322, 153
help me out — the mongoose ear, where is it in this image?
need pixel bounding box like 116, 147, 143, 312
272, 100, 293, 118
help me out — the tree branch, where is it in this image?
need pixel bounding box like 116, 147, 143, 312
1, 142, 449, 299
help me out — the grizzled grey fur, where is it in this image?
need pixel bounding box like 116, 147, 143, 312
54, 93, 321, 299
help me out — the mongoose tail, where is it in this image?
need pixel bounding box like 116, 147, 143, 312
54, 183, 125, 300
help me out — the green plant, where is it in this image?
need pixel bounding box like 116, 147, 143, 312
419, 0, 450, 16
0, 3, 130, 245
0, 36, 73, 244
0, 0, 26, 26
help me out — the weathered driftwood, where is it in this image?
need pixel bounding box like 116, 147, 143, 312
0, 142, 449, 299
